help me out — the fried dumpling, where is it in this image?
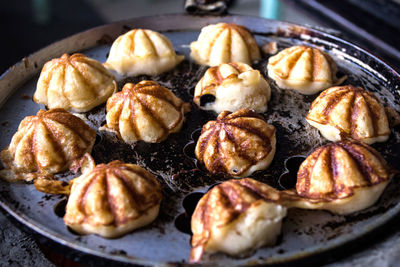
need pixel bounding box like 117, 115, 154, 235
190, 23, 261, 66
195, 109, 276, 177
190, 178, 287, 262
267, 46, 345, 94
194, 62, 271, 113
64, 161, 162, 238
306, 85, 390, 144
104, 29, 184, 77
102, 81, 190, 143
0, 109, 96, 182
284, 140, 395, 215
33, 53, 117, 112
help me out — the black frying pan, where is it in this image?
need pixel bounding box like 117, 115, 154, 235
0, 7, 399, 266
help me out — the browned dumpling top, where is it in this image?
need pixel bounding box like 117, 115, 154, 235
283, 140, 395, 214
267, 46, 345, 95
33, 53, 117, 112
64, 160, 162, 238
104, 29, 184, 77
195, 109, 276, 178
190, 178, 286, 262
190, 23, 261, 66
297, 140, 392, 199
102, 80, 190, 144
306, 85, 390, 144
0, 109, 96, 182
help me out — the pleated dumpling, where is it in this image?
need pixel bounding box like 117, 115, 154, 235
267, 46, 345, 94
102, 81, 190, 143
194, 62, 271, 113
104, 29, 184, 77
195, 109, 276, 177
190, 178, 287, 262
33, 54, 117, 112
190, 23, 261, 66
284, 140, 395, 215
64, 161, 162, 238
0, 109, 96, 182
306, 85, 390, 144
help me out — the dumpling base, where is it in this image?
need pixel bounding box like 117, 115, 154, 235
65, 204, 160, 238
306, 118, 390, 144
287, 180, 390, 215
201, 201, 287, 256
105, 55, 184, 77
268, 69, 332, 95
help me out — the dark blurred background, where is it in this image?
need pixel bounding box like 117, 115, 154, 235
1, 0, 400, 74
1, 0, 400, 75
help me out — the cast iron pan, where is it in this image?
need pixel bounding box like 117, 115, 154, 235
0, 12, 400, 266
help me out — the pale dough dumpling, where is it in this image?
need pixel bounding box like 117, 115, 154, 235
267, 46, 345, 94
194, 62, 271, 113
306, 85, 390, 144
104, 29, 184, 77
195, 109, 276, 177
0, 109, 96, 182
190, 178, 287, 262
283, 140, 396, 215
64, 161, 162, 238
102, 80, 190, 143
33, 53, 117, 112
190, 23, 261, 66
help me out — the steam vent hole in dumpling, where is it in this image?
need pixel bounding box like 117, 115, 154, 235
194, 62, 271, 113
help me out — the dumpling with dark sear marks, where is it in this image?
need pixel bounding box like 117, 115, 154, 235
283, 140, 396, 215
33, 53, 117, 112
190, 23, 261, 66
101, 81, 190, 143
306, 85, 391, 144
104, 29, 184, 77
64, 161, 162, 238
267, 46, 345, 95
194, 62, 271, 113
0, 109, 96, 182
195, 109, 276, 177
190, 178, 287, 262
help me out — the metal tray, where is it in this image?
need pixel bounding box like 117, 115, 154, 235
0, 14, 399, 265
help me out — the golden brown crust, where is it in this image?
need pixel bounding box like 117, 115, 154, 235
33, 54, 117, 112
190, 23, 261, 66
104, 29, 184, 76
0, 109, 96, 181
195, 109, 276, 177
306, 85, 390, 143
190, 178, 283, 262
103, 81, 190, 143
268, 46, 336, 82
267, 46, 345, 94
64, 160, 162, 238
296, 140, 394, 200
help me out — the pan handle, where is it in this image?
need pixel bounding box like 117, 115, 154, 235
184, 0, 232, 15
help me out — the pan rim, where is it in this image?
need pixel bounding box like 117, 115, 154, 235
0, 13, 399, 265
